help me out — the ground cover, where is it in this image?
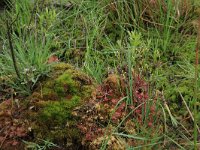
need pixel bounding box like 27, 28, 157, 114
0, 0, 200, 149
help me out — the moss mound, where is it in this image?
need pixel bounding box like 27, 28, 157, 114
26, 63, 95, 149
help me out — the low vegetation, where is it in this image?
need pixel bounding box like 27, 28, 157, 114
0, 0, 199, 149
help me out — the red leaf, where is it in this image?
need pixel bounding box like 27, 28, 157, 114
113, 111, 121, 119
111, 98, 118, 104
148, 122, 153, 127
12, 140, 19, 146
135, 109, 141, 114
103, 97, 109, 102
0, 136, 5, 142
85, 133, 92, 141
129, 105, 135, 110
48, 55, 59, 64
150, 106, 155, 112
4, 99, 12, 105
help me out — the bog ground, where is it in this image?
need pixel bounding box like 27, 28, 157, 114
0, 0, 199, 150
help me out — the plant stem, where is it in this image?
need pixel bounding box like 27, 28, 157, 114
6, 20, 21, 79
194, 17, 200, 150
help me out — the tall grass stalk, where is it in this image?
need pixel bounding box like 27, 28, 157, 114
81, 1, 107, 82
161, 0, 175, 51
6, 20, 21, 79
126, 43, 134, 105
193, 17, 200, 150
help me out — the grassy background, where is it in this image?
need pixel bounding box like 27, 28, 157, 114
0, 0, 199, 149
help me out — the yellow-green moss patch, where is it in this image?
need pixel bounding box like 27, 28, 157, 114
26, 63, 95, 148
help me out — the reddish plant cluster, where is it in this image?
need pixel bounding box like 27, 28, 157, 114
134, 74, 149, 102
0, 99, 28, 148
0, 125, 27, 147
77, 124, 103, 142
96, 85, 126, 122
96, 73, 157, 127
76, 73, 158, 144
129, 74, 158, 127
132, 74, 152, 126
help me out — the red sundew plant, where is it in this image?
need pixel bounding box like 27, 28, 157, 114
76, 73, 159, 143
77, 124, 103, 142
133, 74, 149, 103
95, 73, 158, 126
128, 74, 158, 127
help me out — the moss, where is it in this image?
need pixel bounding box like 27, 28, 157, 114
31, 96, 82, 146
27, 63, 95, 147
32, 122, 81, 147
44, 80, 55, 88
53, 62, 73, 71
72, 72, 92, 85
29, 92, 42, 102
42, 87, 58, 100
55, 73, 78, 96
39, 63, 94, 100
81, 85, 95, 98
39, 96, 80, 125
65, 48, 85, 65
